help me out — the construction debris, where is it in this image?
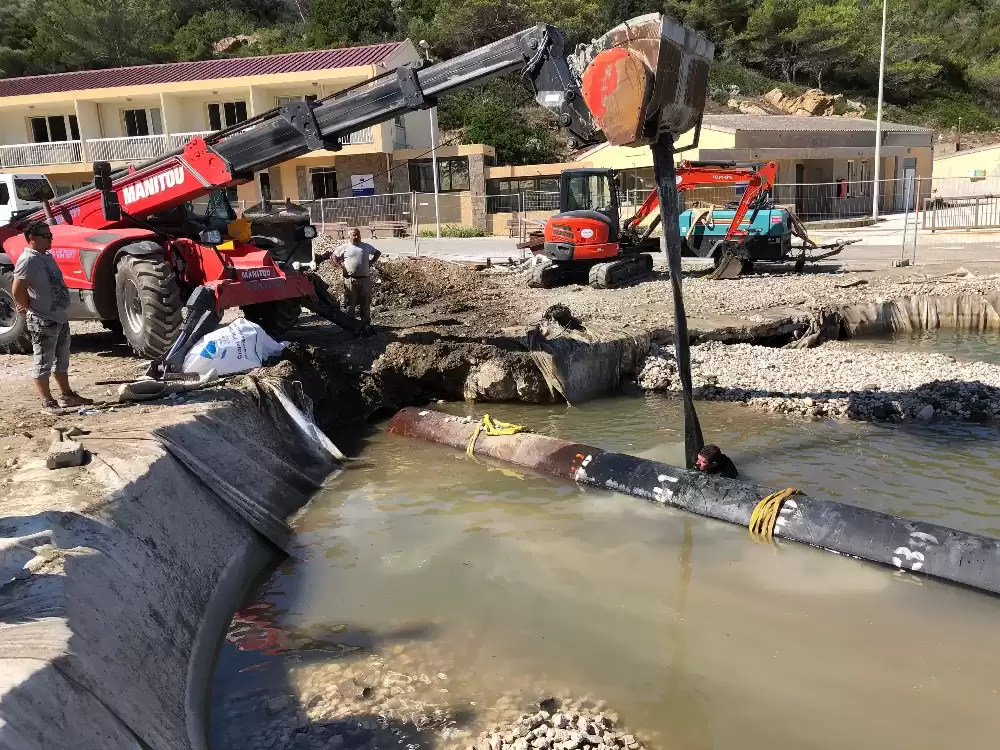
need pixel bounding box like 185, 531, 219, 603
46, 437, 86, 469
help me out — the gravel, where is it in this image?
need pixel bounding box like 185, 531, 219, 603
451, 264, 1000, 332
215, 631, 647, 750
638, 340, 1000, 421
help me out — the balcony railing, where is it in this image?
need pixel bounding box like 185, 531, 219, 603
0, 141, 83, 168
86, 134, 172, 163
0, 125, 376, 171
341, 127, 374, 146
167, 131, 212, 150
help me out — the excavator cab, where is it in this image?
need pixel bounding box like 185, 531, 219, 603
530, 167, 657, 288
559, 169, 621, 242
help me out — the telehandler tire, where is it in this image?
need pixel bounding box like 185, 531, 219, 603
0, 269, 31, 353
243, 298, 302, 337
115, 252, 182, 358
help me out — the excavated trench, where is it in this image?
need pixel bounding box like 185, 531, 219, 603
281, 291, 1000, 431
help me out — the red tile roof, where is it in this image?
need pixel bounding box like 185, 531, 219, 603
0, 42, 406, 98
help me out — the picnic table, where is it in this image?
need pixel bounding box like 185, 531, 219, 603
325, 222, 349, 240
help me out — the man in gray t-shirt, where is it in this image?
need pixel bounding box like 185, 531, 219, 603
331, 228, 381, 328
12, 221, 92, 413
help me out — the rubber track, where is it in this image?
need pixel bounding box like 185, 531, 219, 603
118, 254, 182, 357
528, 263, 572, 289
588, 254, 653, 289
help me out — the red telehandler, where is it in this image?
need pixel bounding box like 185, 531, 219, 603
0, 13, 714, 377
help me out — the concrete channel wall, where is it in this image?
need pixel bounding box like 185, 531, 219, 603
0, 378, 340, 750
839, 293, 1000, 336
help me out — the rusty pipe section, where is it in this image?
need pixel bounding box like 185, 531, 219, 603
388, 407, 1000, 597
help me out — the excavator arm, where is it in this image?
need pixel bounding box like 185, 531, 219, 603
622, 160, 777, 239
676, 160, 778, 242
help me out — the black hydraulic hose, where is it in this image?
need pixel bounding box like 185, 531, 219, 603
651, 136, 704, 468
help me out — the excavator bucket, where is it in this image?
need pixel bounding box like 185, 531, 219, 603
709, 252, 745, 280
575, 13, 714, 148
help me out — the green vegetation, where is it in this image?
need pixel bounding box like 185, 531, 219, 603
3, 0, 1000, 159
418, 224, 491, 237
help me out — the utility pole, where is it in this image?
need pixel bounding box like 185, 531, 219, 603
419, 40, 441, 239
872, 0, 888, 220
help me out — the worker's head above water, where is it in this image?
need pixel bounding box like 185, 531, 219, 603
23, 221, 52, 252
349, 228, 361, 244
696, 444, 723, 472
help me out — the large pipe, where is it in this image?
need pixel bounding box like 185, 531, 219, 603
388, 407, 1000, 596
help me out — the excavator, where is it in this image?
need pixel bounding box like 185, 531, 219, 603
525, 160, 780, 288
0, 13, 714, 379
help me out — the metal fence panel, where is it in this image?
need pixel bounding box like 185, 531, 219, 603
299, 193, 415, 233
923, 194, 1000, 231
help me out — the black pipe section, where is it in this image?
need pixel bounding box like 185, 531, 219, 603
388, 407, 1000, 597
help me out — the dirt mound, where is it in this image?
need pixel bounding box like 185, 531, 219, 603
315, 256, 480, 311
374, 257, 479, 308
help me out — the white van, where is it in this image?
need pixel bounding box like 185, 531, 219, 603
0, 173, 56, 225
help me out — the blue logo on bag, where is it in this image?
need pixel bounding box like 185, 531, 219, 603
199, 341, 227, 360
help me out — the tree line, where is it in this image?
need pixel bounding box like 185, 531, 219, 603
1, 0, 999, 162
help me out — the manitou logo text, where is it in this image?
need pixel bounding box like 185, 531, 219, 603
121, 167, 186, 205
241, 269, 274, 280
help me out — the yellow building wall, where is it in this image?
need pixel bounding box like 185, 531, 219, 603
932, 147, 1000, 179
584, 127, 737, 170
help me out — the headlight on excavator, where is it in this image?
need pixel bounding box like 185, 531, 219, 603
199, 229, 223, 245
296, 225, 318, 240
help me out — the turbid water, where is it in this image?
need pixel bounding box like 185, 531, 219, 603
852, 328, 1000, 366
212, 393, 1000, 750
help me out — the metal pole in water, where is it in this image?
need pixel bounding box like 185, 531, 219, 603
651, 135, 704, 468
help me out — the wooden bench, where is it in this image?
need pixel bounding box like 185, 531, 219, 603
505, 218, 524, 238
369, 220, 409, 238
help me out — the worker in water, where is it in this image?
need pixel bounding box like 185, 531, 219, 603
695, 444, 738, 478
332, 228, 381, 331
11, 221, 93, 414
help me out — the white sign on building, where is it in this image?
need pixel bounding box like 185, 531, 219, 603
351, 174, 375, 196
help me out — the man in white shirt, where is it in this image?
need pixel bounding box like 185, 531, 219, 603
331, 228, 381, 329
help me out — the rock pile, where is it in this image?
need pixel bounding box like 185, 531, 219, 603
636, 340, 1000, 422
636, 344, 678, 391
473, 700, 644, 750
764, 87, 836, 116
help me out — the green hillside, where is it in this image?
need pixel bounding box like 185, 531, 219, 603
2, 0, 998, 162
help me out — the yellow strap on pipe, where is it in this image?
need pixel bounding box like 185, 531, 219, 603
466, 413, 528, 456
748, 488, 799, 544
